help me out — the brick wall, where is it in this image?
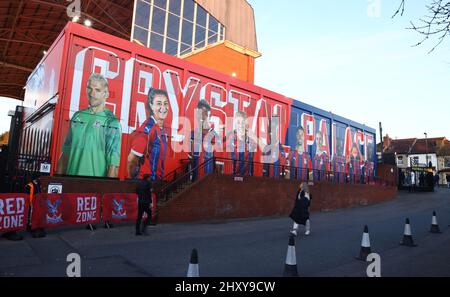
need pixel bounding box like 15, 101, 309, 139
157, 174, 398, 223
376, 164, 398, 185
40, 174, 397, 224
40, 176, 138, 193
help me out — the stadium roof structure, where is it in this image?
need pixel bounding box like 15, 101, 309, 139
0, 0, 134, 101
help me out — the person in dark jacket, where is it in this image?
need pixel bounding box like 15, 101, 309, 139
26, 175, 46, 238
434, 173, 439, 187
135, 175, 153, 235
289, 182, 312, 236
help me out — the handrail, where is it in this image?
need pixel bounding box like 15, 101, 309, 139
157, 157, 215, 202
161, 158, 191, 182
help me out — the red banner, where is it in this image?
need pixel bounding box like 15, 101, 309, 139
32, 193, 67, 229
0, 194, 30, 233
102, 193, 138, 223
68, 193, 101, 225
32, 193, 101, 229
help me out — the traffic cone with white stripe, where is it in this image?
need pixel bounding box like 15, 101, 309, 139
187, 249, 199, 277
430, 211, 441, 234
355, 225, 371, 261
400, 218, 417, 247
283, 234, 298, 277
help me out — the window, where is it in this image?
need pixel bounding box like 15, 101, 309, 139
150, 33, 164, 52
132, 0, 225, 57
196, 7, 207, 28
169, 0, 181, 16
397, 156, 404, 165
183, 0, 195, 21
445, 157, 450, 168
219, 24, 225, 41
154, 0, 167, 10
135, 1, 150, 28
151, 6, 166, 35
167, 14, 180, 40
195, 25, 206, 49
133, 27, 148, 46
208, 17, 219, 44
181, 19, 193, 54
165, 38, 178, 56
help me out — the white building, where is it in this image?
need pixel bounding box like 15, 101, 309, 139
379, 136, 450, 186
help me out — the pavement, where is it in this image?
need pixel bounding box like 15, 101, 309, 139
1, 187, 450, 277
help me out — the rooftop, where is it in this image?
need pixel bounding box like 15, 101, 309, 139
0, 0, 133, 100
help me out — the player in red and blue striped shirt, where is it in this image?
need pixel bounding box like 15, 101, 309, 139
290, 127, 312, 181
227, 111, 256, 176
127, 89, 170, 181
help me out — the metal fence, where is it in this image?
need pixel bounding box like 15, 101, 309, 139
211, 157, 391, 186
1, 128, 52, 193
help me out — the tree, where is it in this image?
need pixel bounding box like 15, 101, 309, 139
0, 131, 9, 145
393, 0, 450, 53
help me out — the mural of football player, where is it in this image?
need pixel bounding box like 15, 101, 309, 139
290, 126, 312, 181
127, 88, 171, 181
262, 117, 286, 178
332, 152, 346, 184
347, 143, 363, 183
332, 131, 345, 183
57, 73, 121, 177
313, 130, 329, 182
227, 111, 256, 176
189, 99, 221, 181
364, 139, 375, 183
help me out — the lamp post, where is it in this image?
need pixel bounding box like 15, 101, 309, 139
424, 132, 428, 168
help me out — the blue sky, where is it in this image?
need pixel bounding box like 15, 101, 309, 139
0, 0, 449, 141
248, 0, 450, 141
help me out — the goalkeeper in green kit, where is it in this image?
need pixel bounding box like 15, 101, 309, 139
57, 73, 121, 178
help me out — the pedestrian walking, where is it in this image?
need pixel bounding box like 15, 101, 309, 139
289, 182, 312, 236
135, 175, 153, 236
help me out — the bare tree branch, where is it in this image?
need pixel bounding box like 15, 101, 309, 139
393, 0, 450, 53
392, 0, 406, 18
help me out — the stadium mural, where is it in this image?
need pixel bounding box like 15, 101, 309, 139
23, 22, 376, 182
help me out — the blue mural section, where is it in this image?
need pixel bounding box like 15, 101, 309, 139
284, 100, 377, 182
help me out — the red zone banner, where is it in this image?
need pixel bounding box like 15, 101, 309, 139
0, 194, 30, 232
30, 193, 138, 229
31, 193, 101, 229
102, 193, 138, 223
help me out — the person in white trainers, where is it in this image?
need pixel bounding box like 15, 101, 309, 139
289, 182, 312, 236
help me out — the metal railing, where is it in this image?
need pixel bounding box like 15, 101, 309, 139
156, 156, 394, 204
213, 156, 393, 186
157, 157, 215, 202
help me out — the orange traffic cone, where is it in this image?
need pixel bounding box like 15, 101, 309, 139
400, 218, 417, 247
430, 211, 441, 234
283, 234, 298, 277
355, 225, 371, 261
